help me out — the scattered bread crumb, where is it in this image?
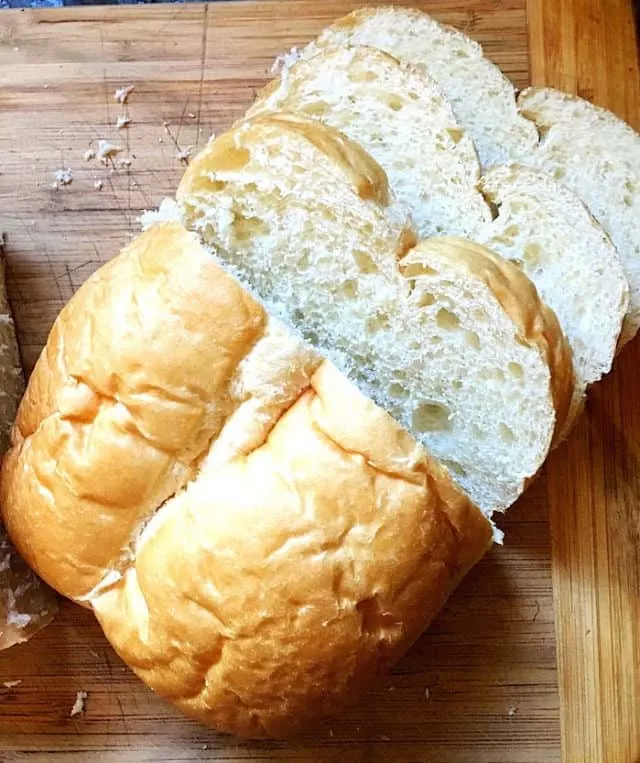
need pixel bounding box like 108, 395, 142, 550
97, 140, 122, 165
116, 115, 131, 130
175, 146, 193, 164
377, 735, 391, 742
83, 149, 95, 162
158, 137, 164, 144
3, 680, 21, 688
328, 728, 334, 737
188, 112, 196, 119
52, 168, 73, 190
201, 744, 207, 750
424, 687, 431, 700
43, 84, 49, 89
271, 46, 300, 74
93, 180, 103, 191
114, 85, 134, 104
70, 690, 88, 717
508, 705, 518, 717
118, 157, 132, 168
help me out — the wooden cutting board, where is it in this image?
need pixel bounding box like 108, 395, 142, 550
0, 1, 638, 761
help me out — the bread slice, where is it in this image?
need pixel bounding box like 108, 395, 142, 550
516, 87, 640, 347
477, 164, 629, 434
308, 6, 538, 169
175, 113, 573, 511
248, 44, 490, 238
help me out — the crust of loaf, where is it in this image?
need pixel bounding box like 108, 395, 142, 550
404, 238, 575, 446
0, 223, 492, 735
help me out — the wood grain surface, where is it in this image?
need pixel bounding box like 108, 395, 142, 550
528, 1, 640, 761
0, 1, 636, 761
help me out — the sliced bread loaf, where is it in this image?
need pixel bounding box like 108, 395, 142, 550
477, 164, 629, 434
516, 88, 640, 347
308, 6, 538, 169
248, 44, 490, 238
175, 113, 573, 511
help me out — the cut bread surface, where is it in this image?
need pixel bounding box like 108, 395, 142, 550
176, 113, 572, 511
477, 164, 629, 432
309, 6, 538, 169
516, 87, 640, 347
248, 44, 490, 238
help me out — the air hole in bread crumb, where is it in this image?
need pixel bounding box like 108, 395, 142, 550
353, 250, 378, 274
339, 279, 358, 299
446, 127, 464, 144
403, 262, 438, 278
465, 330, 480, 349
234, 216, 270, 242
386, 95, 404, 111
408, 91, 420, 100
417, 292, 436, 308
388, 382, 409, 400
412, 402, 451, 433
348, 68, 378, 83
508, 362, 524, 379
365, 313, 389, 334
499, 423, 515, 443
442, 459, 467, 478
436, 308, 460, 330
523, 243, 543, 266
302, 101, 330, 117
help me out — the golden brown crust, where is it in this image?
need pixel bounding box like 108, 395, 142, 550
181, 111, 393, 211
402, 237, 575, 444
92, 362, 491, 737
1, 223, 491, 735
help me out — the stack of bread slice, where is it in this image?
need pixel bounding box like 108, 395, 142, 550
3, 4, 639, 738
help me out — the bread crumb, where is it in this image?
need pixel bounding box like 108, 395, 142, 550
508, 705, 518, 717
116, 115, 131, 130
377, 734, 391, 742
83, 149, 95, 162
97, 140, 122, 164
271, 46, 300, 74
175, 146, 193, 164
54, 168, 73, 187
158, 137, 164, 143
114, 85, 134, 104
424, 687, 431, 700
3, 680, 21, 688
94, 180, 103, 191
43, 84, 49, 89
201, 744, 207, 750
118, 157, 132, 168
188, 112, 196, 119
70, 690, 88, 717
328, 728, 334, 737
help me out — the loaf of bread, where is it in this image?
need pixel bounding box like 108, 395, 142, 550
175, 113, 573, 511
0, 222, 493, 735
2, 1, 636, 738
0, 249, 57, 650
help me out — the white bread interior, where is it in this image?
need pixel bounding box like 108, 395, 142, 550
308, 6, 538, 169
247, 44, 490, 239
477, 163, 629, 434
516, 87, 640, 347
175, 113, 573, 512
